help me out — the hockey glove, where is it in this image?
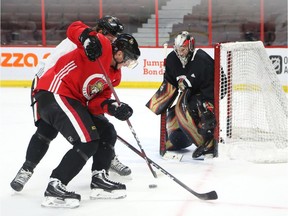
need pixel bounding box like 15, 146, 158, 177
102, 99, 133, 121
79, 28, 102, 61
197, 100, 216, 138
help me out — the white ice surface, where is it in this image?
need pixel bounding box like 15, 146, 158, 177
0, 88, 287, 216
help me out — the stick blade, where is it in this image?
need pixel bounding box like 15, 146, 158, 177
198, 190, 218, 200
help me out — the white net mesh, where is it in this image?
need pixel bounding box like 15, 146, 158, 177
216, 41, 288, 163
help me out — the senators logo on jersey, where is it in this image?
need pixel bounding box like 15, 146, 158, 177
82, 74, 108, 100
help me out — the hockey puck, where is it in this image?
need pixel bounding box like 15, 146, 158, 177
149, 184, 157, 189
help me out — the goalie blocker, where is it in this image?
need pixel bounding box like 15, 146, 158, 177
146, 81, 217, 158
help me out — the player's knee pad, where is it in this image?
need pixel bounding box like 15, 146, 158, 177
92, 115, 117, 149
166, 106, 192, 150
99, 122, 117, 148
90, 121, 116, 171
34, 132, 52, 145
35, 120, 58, 144
73, 140, 99, 161
92, 122, 116, 168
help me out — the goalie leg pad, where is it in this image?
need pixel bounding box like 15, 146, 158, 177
166, 106, 192, 150
167, 129, 192, 150
174, 90, 204, 146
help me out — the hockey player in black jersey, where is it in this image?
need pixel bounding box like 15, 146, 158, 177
147, 31, 217, 159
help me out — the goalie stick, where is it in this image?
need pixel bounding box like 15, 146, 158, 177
117, 135, 218, 200
160, 43, 169, 156
159, 43, 184, 161
97, 59, 157, 179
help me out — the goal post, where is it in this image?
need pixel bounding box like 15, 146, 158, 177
214, 41, 288, 163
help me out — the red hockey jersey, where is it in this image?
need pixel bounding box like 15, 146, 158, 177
34, 24, 113, 116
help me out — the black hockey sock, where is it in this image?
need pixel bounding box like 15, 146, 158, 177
50, 148, 87, 185
24, 133, 50, 171
91, 144, 114, 171
22, 160, 37, 172
51, 141, 99, 185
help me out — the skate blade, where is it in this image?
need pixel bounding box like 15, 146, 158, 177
90, 189, 126, 199
41, 196, 80, 208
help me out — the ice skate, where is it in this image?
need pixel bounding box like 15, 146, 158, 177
90, 169, 126, 199
41, 178, 81, 208
109, 155, 131, 176
10, 167, 33, 192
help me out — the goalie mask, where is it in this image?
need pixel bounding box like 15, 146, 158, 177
112, 33, 141, 69
174, 31, 195, 68
96, 15, 124, 37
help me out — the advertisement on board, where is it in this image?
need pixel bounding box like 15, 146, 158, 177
1, 47, 287, 89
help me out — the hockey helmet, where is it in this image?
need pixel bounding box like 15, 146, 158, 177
112, 33, 141, 68
174, 31, 195, 67
96, 15, 124, 37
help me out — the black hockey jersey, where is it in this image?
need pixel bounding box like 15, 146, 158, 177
164, 49, 214, 104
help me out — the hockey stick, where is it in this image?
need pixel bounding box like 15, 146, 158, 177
117, 135, 218, 200
159, 112, 167, 156
97, 59, 157, 178
159, 43, 168, 156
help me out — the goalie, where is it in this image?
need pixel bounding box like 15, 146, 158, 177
146, 31, 217, 159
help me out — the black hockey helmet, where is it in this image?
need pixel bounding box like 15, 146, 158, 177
113, 33, 140, 59
96, 15, 124, 37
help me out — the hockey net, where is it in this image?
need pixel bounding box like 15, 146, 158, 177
214, 41, 288, 163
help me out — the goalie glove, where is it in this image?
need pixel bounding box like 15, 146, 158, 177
196, 100, 216, 138
102, 99, 133, 121
79, 28, 102, 61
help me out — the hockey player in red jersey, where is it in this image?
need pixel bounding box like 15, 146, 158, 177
36, 17, 132, 176
10, 17, 129, 199
146, 31, 217, 159
42, 15, 131, 176
10, 21, 140, 207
